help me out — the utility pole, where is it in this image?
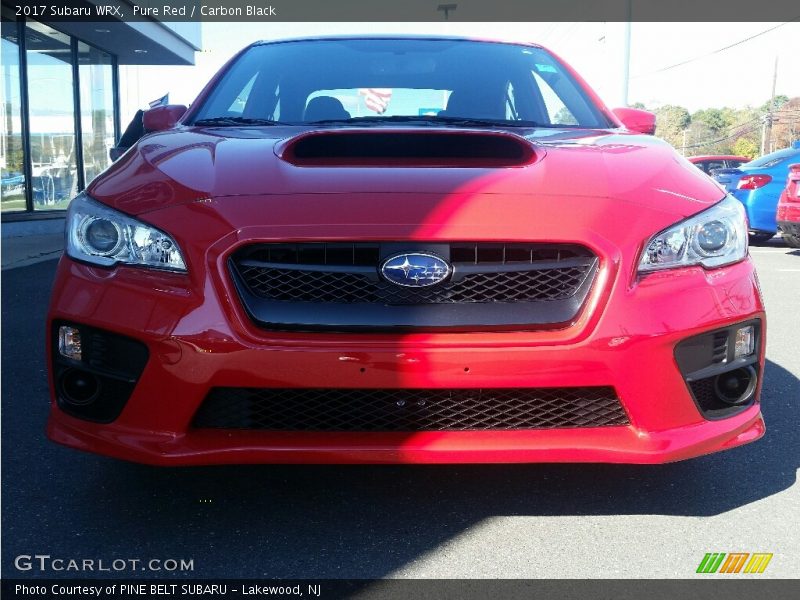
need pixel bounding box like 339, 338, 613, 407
621, 0, 632, 106
682, 129, 687, 156
762, 56, 778, 154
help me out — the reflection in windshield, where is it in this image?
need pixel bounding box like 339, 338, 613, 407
191, 39, 611, 130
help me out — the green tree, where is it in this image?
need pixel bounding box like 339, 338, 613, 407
759, 95, 789, 112
692, 108, 730, 134
653, 105, 691, 148
732, 137, 759, 159
553, 107, 578, 125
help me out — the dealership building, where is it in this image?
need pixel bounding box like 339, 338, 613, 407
1, 3, 199, 234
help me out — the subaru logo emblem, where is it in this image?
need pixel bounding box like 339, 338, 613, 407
381, 253, 451, 287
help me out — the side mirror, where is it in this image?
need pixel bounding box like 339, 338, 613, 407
612, 107, 656, 135
142, 104, 187, 132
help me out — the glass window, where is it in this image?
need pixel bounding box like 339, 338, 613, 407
745, 148, 800, 168
78, 42, 114, 185
505, 82, 519, 120
532, 71, 578, 126
227, 74, 257, 115
26, 20, 78, 211
1, 19, 25, 212
191, 39, 611, 128
305, 88, 449, 119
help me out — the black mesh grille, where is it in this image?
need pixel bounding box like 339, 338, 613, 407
232, 242, 597, 305
235, 264, 592, 304
689, 377, 718, 409
192, 387, 628, 431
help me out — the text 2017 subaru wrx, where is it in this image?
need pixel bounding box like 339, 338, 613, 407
47, 37, 766, 464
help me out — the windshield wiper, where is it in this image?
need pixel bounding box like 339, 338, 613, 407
305, 115, 545, 128
192, 116, 284, 126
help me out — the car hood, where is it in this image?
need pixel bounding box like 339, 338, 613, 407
89, 126, 725, 219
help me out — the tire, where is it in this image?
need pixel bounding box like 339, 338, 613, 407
748, 232, 774, 245
783, 234, 800, 249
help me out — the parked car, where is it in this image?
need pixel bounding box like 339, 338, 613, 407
47, 36, 765, 465
776, 162, 800, 248
688, 155, 749, 175
713, 146, 800, 243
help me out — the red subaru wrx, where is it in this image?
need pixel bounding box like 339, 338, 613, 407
47, 37, 766, 465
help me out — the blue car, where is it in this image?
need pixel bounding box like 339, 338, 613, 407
713, 146, 800, 243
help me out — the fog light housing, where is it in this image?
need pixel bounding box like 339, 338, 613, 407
58, 326, 82, 360
734, 325, 755, 359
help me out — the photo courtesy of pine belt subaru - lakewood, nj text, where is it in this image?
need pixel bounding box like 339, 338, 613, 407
47, 36, 766, 465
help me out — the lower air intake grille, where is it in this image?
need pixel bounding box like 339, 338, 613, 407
192, 387, 628, 431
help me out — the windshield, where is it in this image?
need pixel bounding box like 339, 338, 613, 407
190, 38, 612, 129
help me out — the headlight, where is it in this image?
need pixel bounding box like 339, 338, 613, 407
638, 195, 747, 273
66, 193, 186, 272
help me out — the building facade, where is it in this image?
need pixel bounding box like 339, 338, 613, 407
1, 2, 199, 224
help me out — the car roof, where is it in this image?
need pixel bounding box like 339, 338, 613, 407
250, 34, 544, 49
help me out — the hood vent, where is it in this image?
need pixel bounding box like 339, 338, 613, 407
277, 129, 538, 167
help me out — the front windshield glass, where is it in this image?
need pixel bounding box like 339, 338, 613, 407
190, 38, 611, 128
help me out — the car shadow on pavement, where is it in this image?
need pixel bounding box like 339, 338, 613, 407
61, 358, 794, 578
2, 261, 797, 578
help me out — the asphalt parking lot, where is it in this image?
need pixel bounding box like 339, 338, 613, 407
2, 244, 798, 579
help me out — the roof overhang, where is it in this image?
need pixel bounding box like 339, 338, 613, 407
4, 0, 200, 65
52, 20, 199, 64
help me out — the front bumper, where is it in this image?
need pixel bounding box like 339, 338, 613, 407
46, 244, 766, 465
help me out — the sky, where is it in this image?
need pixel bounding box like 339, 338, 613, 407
119, 21, 800, 123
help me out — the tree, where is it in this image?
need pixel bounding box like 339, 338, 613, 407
553, 107, 578, 126
732, 137, 759, 159
759, 95, 789, 113
692, 108, 730, 135
653, 105, 691, 149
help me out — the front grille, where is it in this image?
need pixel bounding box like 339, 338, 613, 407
192, 387, 628, 431
235, 264, 591, 304
229, 242, 599, 331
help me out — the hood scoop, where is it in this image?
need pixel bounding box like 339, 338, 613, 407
276, 129, 538, 167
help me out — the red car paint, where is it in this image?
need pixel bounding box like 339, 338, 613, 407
46, 37, 766, 464
776, 163, 800, 245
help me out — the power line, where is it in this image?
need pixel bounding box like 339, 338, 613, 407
678, 107, 800, 151
685, 114, 761, 137
682, 123, 763, 150
632, 20, 798, 79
